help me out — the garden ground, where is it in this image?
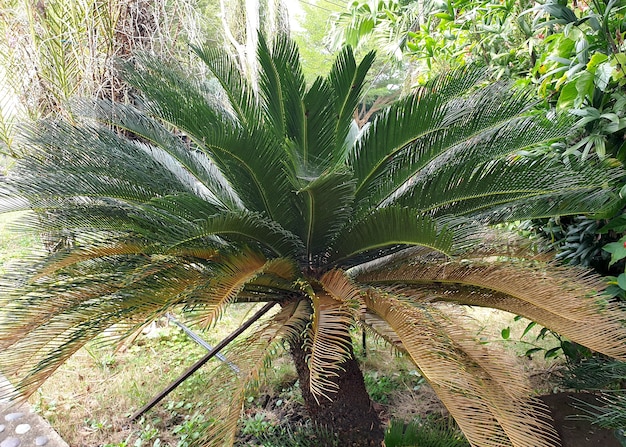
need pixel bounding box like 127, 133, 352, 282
23, 306, 624, 447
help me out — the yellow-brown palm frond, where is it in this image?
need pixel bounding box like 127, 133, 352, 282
0, 259, 209, 399
195, 300, 310, 446
304, 270, 363, 402
186, 249, 299, 329
365, 291, 560, 447
35, 241, 158, 277
320, 269, 365, 311
359, 257, 626, 360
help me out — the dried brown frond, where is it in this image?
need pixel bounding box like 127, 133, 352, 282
306, 285, 358, 402
166, 246, 220, 259
320, 269, 365, 309
36, 242, 151, 277
0, 263, 206, 399
188, 250, 297, 329
359, 258, 626, 360
361, 310, 404, 349
364, 291, 561, 447
196, 300, 310, 446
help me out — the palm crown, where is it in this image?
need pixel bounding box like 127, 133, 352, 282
1, 34, 626, 447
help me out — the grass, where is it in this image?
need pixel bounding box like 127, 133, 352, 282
384, 417, 470, 447
32, 319, 456, 446
24, 304, 565, 446
0, 211, 40, 274
18, 307, 564, 447
32, 306, 269, 447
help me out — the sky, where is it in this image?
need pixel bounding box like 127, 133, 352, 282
284, 0, 307, 31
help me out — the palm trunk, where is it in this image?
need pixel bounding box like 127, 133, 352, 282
289, 338, 384, 447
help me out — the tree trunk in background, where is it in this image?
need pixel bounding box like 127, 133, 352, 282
289, 338, 384, 447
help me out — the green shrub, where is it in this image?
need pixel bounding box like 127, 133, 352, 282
384, 417, 469, 447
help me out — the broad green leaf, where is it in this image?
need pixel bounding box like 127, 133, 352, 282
575, 70, 595, 104
501, 327, 511, 340
617, 273, 626, 291
612, 53, 626, 82
541, 3, 577, 23
434, 12, 454, 20
544, 347, 561, 359
525, 347, 543, 357
556, 81, 578, 109
598, 215, 626, 233
603, 238, 626, 265
595, 62, 614, 91
586, 53, 608, 73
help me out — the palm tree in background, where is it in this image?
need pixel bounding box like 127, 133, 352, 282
1, 34, 626, 446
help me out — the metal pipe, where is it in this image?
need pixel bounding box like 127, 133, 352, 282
165, 313, 239, 372
130, 301, 277, 421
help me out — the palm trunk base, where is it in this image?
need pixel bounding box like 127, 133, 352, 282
289, 339, 384, 447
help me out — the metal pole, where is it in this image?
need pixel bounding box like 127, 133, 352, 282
165, 313, 239, 372
130, 301, 277, 421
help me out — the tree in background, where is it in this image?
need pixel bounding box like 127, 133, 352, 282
327, 0, 534, 85
1, 33, 626, 446
0, 0, 216, 156
218, 0, 290, 86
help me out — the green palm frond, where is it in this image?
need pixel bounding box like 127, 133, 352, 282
29, 0, 85, 106
423, 66, 488, 100
293, 171, 355, 265
14, 120, 191, 201
195, 39, 303, 229
350, 69, 489, 206
192, 44, 260, 128
395, 149, 621, 221
299, 77, 337, 172
121, 54, 233, 139
326, 47, 375, 159
122, 54, 294, 225
132, 203, 303, 257
81, 100, 243, 211
330, 206, 454, 267
256, 34, 306, 143
351, 92, 450, 207
351, 80, 568, 214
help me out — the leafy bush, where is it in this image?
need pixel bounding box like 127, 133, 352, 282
561, 357, 626, 390
384, 417, 470, 447
363, 370, 424, 404
236, 418, 339, 447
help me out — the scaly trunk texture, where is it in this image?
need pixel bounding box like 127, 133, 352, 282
289, 338, 384, 447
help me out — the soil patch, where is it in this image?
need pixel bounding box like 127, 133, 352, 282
540, 392, 621, 447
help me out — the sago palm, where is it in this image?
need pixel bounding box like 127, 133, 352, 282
1, 34, 626, 447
